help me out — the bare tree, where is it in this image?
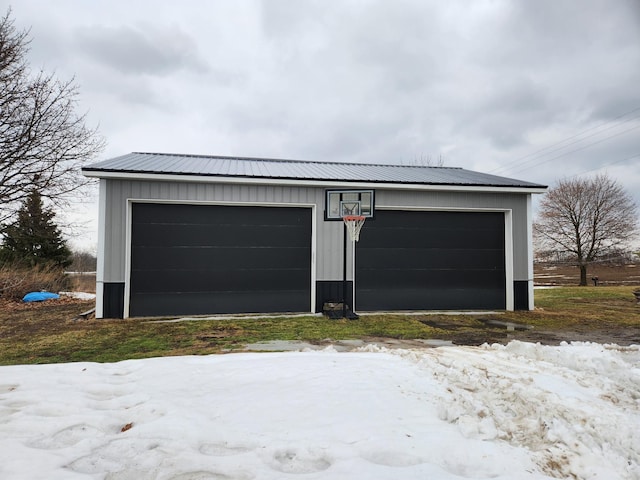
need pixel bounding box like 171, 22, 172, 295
0, 9, 105, 222
534, 174, 638, 285
70, 249, 97, 273
406, 153, 445, 167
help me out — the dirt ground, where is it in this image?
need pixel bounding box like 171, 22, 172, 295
421, 322, 640, 347
1, 296, 639, 359
524, 263, 640, 346
2, 265, 639, 360
534, 262, 640, 286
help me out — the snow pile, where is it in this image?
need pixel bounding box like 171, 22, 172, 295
0, 341, 638, 479
378, 341, 640, 479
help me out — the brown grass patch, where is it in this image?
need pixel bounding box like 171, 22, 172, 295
67, 273, 96, 293
0, 264, 71, 301
535, 262, 640, 286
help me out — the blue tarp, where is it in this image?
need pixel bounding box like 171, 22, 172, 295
22, 291, 60, 302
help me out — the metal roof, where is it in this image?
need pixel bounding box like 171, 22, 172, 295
82, 152, 546, 189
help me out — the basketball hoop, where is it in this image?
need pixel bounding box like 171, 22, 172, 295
343, 215, 366, 242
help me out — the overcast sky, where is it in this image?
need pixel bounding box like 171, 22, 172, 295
3, 0, 640, 250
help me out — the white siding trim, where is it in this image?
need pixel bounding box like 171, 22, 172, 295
123, 198, 316, 318
83, 170, 547, 195
526, 195, 535, 310
123, 199, 133, 318
95, 179, 107, 318
310, 205, 317, 313
376, 205, 512, 213
505, 210, 514, 311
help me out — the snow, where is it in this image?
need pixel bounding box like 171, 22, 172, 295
59, 292, 97, 300
0, 341, 638, 479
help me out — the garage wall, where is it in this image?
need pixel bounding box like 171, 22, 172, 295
97, 179, 534, 315
101, 180, 531, 281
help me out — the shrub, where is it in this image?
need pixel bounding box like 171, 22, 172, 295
67, 272, 96, 294
0, 263, 70, 301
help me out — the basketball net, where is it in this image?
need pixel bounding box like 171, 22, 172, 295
343, 215, 366, 242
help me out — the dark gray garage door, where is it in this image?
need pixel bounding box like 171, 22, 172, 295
356, 210, 506, 311
130, 203, 312, 317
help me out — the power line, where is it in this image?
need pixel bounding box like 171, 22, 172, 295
490, 105, 640, 174
490, 105, 640, 175
509, 123, 640, 175
568, 152, 640, 179
492, 113, 640, 175
502, 115, 640, 174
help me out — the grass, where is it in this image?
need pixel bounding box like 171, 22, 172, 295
510, 286, 640, 327
1, 285, 639, 365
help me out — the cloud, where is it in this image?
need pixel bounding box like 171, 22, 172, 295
4, 0, 640, 247
74, 23, 209, 76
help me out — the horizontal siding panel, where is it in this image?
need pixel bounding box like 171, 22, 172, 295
131, 268, 310, 293
132, 246, 310, 270
130, 290, 310, 316
357, 248, 505, 270
357, 268, 506, 289
132, 225, 308, 248
356, 287, 505, 311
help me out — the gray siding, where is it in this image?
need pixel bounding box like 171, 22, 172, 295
100, 179, 532, 286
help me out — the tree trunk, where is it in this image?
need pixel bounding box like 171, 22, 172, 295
579, 264, 587, 286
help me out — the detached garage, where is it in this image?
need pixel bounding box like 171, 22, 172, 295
82, 152, 546, 318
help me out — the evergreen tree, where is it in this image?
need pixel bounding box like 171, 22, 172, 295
0, 189, 72, 268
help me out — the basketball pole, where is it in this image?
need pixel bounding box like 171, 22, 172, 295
352, 238, 356, 316
341, 215, 363, 320
342, 222, 347, 319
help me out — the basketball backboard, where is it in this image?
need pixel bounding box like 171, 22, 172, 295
325, 189, 375, 220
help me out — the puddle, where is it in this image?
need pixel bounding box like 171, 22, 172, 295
244, 338, 453, 352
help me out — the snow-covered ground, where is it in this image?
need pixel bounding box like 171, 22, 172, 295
1, 341, 638, 479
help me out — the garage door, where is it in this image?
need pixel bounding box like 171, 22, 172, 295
129, 203, 312, 317
356, 210, 506, 311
